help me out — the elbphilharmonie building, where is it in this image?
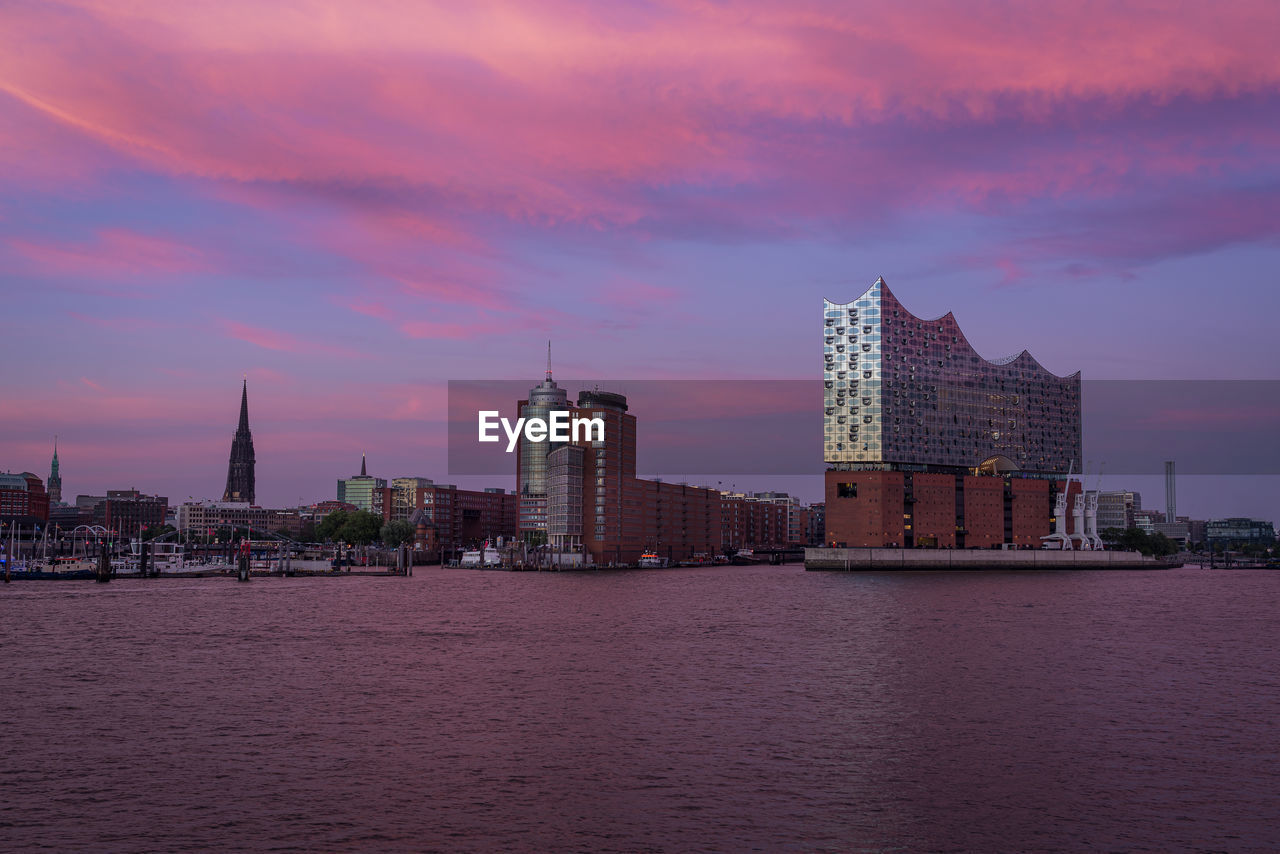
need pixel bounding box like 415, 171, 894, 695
823, 278, 1082, 548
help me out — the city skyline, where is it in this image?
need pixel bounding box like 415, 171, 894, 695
3, 1, 1279, 517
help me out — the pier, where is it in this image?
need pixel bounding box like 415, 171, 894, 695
805, 547, 1178, 571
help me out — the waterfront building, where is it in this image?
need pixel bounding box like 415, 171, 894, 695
1097, 490, 1142, 531
47, 439, 62, 506
719, 492, 791, 551
1205, 518, 1275, 547
95, 489, 168, 534
1133, 509, 1164, 532
638, 479, 722, 560
222, 380, 256, 504
300, 500, 358, 526
823, 278, 1082, 548
48, 502, 88, 531
398, 483, 517, 555
547, 445, 584, 551
337, 454, 387, 515
1188, 519, 1207, 547
530, 382, 810, 564
515, 344, 570, 535
389, 477, 435, 521
1152, 520, 1191, 548
752, 492, 810, 546
572, 389, 636, 555
807, 502, 825, 546
0, 472, 49, 524
177, 501, 300, 537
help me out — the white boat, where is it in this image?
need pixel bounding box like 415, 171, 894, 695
638, 552, 668, 568
461, 542, 503, 568
128, 540, 189, 573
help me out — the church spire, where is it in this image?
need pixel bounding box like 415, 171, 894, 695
222, 379, 256, 504
360, 452, 367, 477
48, 435, 62, 505
238, 377, 250, 432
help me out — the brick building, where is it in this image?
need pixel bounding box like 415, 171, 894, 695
96, 489, 168, 535
0, 472, 50, 524
535, 386, 808, 565
393, 483, 517, 555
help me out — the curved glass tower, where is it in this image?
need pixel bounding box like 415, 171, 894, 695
517, 346, 568, 533
825, 277, 1080, 474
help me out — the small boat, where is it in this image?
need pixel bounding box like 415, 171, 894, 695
8, 557, 97, 580
638, 552, 668, 568
461, 541, 503, 568
128, 540, 189, 574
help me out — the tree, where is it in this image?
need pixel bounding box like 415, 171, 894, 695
316, 510, 349, 542
1099, 527, 1125, 545
1148, 532, 1177, 557
1104, 526, 1178, 557
340, 510, 382, 545
142, 524, 176, 541
380, 519, 415, 547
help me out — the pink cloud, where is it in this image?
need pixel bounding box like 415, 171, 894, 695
331, 296, 394, 321
398, 319, 493, 340
7, 228, 207, 278
4, 0, 1278, 231
219, 319, 369, 359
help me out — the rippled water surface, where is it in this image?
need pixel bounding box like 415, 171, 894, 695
2, 565, 1277, 852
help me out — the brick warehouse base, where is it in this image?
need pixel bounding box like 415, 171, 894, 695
824, 470, 1080, 549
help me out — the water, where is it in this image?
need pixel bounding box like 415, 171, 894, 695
2, 565, 1276, 852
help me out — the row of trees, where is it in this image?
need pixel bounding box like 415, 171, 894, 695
1099, 527, 1179, 556
316, 510, 415, 547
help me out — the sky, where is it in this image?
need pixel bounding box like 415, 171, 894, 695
2, 0, 1278, 517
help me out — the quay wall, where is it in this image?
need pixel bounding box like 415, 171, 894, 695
805, 548, 1169, 571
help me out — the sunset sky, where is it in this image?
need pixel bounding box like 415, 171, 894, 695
3, 0, 1278, 514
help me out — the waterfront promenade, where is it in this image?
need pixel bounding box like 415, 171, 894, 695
806, 547, 1174, 570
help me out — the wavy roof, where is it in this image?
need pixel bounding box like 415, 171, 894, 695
827, 277, 1079, 381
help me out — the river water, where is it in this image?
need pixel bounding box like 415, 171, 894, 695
1, 565, 1276, 852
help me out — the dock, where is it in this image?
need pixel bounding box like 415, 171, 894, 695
805, 548, 1179, 570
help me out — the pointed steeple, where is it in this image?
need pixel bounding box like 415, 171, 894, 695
546, 339, 553, 381
223, 378, 256, 504
360, 452, 367, 477
48, 435, 62, 505
238, 378, 250, 432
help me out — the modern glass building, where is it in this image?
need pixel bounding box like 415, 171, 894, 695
823, 278, 1082, 548
337, 454, 387, 515
824, 277, 1080, 474
1205, 518, 1276, 546
546, 444, 584, 550
515, 360, 568, 534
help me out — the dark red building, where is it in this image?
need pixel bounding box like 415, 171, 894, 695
0, 472, 50, 525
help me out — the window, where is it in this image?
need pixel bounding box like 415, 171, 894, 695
837, 482, 857, 498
